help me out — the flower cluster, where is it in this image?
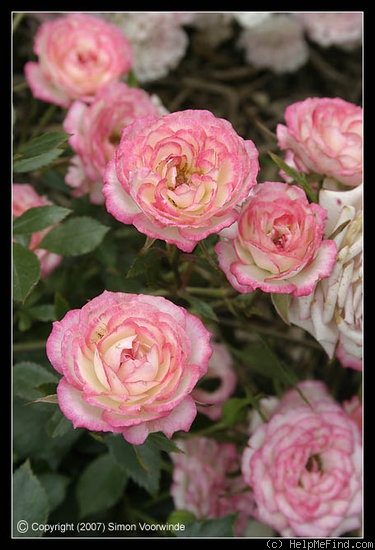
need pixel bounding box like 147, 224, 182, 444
13, 11, 363, 539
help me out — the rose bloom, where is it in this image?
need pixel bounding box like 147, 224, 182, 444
237, 14, 309, 74
343, 395, 362, 436
295, 12, 362, 50
192, 341, 237, 421
46, 290, 212, 445
24, 13, 133, 107
241, 380, 363, 537
103, 109, 260, 252
170, 436, 255, 536
276, 97, 363, 187
63, 82, 167, 204
287, 184, 363, 370
215, 181, 337, 296
12, 183, 63, 278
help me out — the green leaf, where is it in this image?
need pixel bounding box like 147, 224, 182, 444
105, 433, 161, 496
167, 509, 196, 526
39, 216, 110, 256
13, 205, 72, 235
238, 339, 298, 387
76, 453, 128, 518
221, 397, 252, 427
13, 242, 41, 302
13, 132, 70, 173
46, 408, 73, 439
146, 432, 184, 454
271, 293, 292, 326
17, 132, 70, 157
13, 460, 50, 538
54, 291, 70, 321
13, 397, 82, 470
174, 514, 237, 537
28, 304, 56, 322
126, 246, 165, 279
13, 149, 65, 173
186, 295, 218, 322
13, 361, 59, 401
38, 472, 70, 512
268, 152, 318, 203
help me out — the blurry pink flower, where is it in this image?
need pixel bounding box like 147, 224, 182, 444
277, 97, 363, 187
296, 12, 362, 50
192, 342, 237, 421
237, 14, 309, 74
241, 380, 362, 537
105, 12, 193, 83
343, 395, 363, 435
63, 82, 167, 204
12, 183, 63, 278
46, 290, 212, 445
24, 13, 133, 107
170, 436, 255, 536
215, 181, 337, 296
287, 184, 363, 370
103, 109, 260, 252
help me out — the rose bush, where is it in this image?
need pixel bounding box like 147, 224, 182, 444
12, 183, 63, 278
241, 380, 362, 537
63, 81, 167, 204
13, 11, 363, 539
103, 108, 260, 252
24, 13, 133, 107
46, 290, 213, 445
286, 184, 363, 370
276, 97, 362, 187
215, 181, 337, 296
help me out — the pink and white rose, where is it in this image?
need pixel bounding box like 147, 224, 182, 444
12, 183, 63, 278
287, 184, 363, 370
46, 290, 213, 445
237, 14, 309, 74
24, 13, 133, 107
104, 12, 194, 83
215, 181, 337, 296
241, 380, 362, 537
192, 341, 237, 421
103, 109, 260, 252
343, 395, 363, 436
276, 97, 362, 187
170, 436, 255, 536
63, 82, 167, 204
295, 12, 363, 50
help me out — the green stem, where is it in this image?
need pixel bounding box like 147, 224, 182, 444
185, 286, 235, 298
198, 240, 221, 271
13, 81, 29, 93
13, 340, 47, 353
167, 244, 182, 287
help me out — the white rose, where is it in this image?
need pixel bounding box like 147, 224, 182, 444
286, 184, 363, 370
